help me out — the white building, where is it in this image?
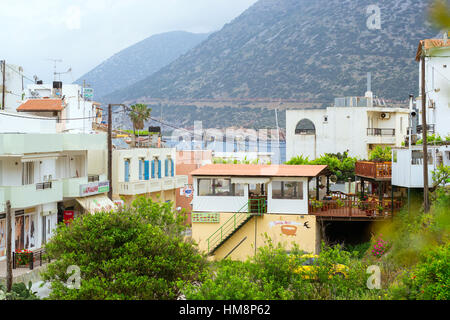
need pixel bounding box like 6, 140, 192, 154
415, 38, 450, 139
392, 37, 450, 189
24, 82, 100, 134
392, 144, 450, 188
112, 147, 188, 206
0, 133, 112, 260
0, 63, 111, 261
286, 82, 409, 161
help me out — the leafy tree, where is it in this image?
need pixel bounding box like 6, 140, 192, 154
128, 104, 151, 147
286, 152, 357, 181
41, 197, 208, 300
368, 146, 392, 162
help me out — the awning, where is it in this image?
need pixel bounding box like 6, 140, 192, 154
76, 194, 117, 214
231, 177, 270, 184
21, 153, 62, 162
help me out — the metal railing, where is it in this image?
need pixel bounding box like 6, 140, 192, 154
12, 248, 50, 270
367, 128, 395, 136
416, 124, 435, 134
206, 197, 266, 253
88, 175, 100, 182
36, 182, 52, 190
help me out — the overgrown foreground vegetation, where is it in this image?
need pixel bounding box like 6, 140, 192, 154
37, 186, 449, 300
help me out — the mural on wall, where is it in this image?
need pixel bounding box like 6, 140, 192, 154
269, 219, 311, 237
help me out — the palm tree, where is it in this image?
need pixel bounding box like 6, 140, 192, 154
128, 104, 151, 147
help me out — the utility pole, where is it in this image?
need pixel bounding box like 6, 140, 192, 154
107, 103, 127, 200
6, 200, 12, 292
1, 60, 6, 111
108, 104, 113, 200
421, 53, 430, 213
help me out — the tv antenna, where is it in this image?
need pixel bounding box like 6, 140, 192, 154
47, 58, 62, 81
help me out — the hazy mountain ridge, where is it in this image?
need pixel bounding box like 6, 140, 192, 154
75, 31, 210, 98
103, 0, 436, 103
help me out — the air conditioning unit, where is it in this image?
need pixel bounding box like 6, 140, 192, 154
379, 112, 391, 120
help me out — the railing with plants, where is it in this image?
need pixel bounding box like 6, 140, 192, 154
13, 248, 49, 270
308, 198, 402, 218
206, 197, 266, 253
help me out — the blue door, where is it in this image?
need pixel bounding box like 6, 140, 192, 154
144, 160, 150, 180
171, 159, 174, 177
124, 160, 130, 182
158, 160, 162, 178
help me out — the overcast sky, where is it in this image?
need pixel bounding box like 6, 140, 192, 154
1, 0, 258, 83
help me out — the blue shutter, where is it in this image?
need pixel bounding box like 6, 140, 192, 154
144, 160, 150, 180
165, 159, 169, 177
151, 160, 155, 179
171, 159, 174, 177
139, 160, 143, 180
158, 160, 162, 178
124, 161, 130, 182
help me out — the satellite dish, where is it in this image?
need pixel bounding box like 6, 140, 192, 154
330, 175, 338, 183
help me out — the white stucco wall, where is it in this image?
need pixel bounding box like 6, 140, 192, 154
392, 145, 450, 188
418, 55, 450, 139
286, 106, 409, 161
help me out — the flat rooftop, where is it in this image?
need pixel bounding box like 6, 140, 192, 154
191, 164, 328, 177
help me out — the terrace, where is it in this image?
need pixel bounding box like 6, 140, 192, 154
309, 191, 402, 221
355, 161, 392, 181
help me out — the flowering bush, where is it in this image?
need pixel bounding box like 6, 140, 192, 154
372, 235, 389, 258
15, 249, 33, 266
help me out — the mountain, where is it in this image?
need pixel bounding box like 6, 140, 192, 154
75, 31, 210, 98
104, 0, 436, 103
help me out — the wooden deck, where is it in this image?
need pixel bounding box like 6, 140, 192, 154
309, 198, 402, 221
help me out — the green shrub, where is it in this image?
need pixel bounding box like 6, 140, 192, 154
389, 243, 450, 300
0, 282, 39, 300
41, 197, 208, 300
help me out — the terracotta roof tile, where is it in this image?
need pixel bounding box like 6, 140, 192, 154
416, 39, 450, 61
17, 99, 64, 112
191, 164, 328, 177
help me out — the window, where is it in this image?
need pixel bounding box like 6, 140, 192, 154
411, 151, 433, 165
272, 181, 303, 200
124, 159, 130, 182
22, 162, 34, 185
295, 119, 315, 135
197, 178, 243, 197
138, 158, 145, 180
198, 179, 213, 196
393, 150, 397, 163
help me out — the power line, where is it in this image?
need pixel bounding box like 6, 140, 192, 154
0, 108, 125, 121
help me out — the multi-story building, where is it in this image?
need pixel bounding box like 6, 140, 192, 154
0, 132, 112, 260
392, 36, 450, 189
0, 63, 111, 261
286, 77, 409, 161
111, 147, 188, 206
24, 82, 100, 134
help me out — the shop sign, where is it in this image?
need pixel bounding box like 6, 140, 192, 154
63, 210, 75, 225
80, 181, 110, 197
